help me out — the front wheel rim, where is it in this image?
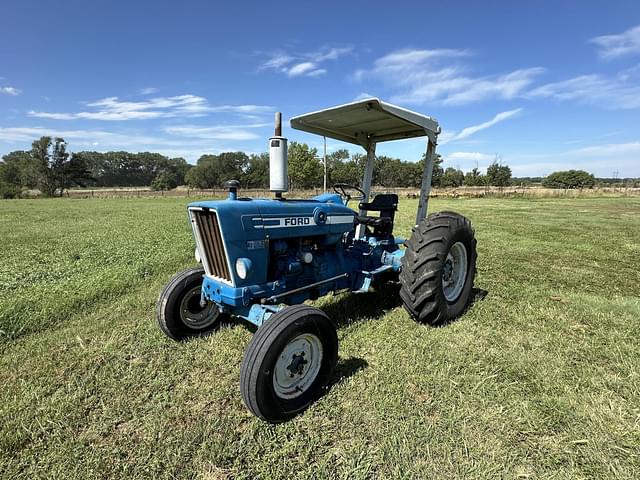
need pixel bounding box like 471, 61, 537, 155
273, 333, 323, 399
179, 286, 218, 329
442, 241, 468, 302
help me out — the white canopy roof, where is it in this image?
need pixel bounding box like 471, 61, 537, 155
289, 98, 440, 147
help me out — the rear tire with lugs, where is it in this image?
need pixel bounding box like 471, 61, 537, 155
400, 211, 477, 326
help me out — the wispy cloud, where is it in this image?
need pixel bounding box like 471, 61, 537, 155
353, 48, 544, 106
287, 62, 319, 77
446, 151, 495, 163
138, 87, 159, 95
508, 142, 640, 177
590, 24, 640, 59
258, 45, 352, 78
1, 86, 21, 96
441, 142, 640, 177
0, 124, 263, 160
440, 108, 523, 145
28, 94, 273, 121
164, 123, 269, 141
528, 66, 640, 109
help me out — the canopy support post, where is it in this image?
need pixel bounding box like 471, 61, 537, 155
355, 140, 376, 239
415, 136, 438, 226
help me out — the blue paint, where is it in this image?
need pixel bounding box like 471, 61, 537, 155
189, 193, 404, 326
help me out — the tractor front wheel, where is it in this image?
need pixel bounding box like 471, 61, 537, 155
240, 305, 338, 423
157, 267, 228, 341
400, 211, 477, 326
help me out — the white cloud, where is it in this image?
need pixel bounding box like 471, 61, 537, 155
528, 67, 640, 109
440, 108, 522, 145
164, 123, 269, 141
353, 48, 544, 106
27, 95, 273, 121
353, 92, 375, 101
503, 142, 640, 177
138, 87, 159, 95
287, 62, 318, 77
0, 125, 263, 161
258, 45, 352, 78
446, 152, 495, 163
590, 25, 640, 59
258, 51, 294, 71
1, 86, 21, 96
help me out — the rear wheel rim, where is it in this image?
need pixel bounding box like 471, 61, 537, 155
179, 286, 218, 329
442, 241, 468, 302
273, 333, 323, 399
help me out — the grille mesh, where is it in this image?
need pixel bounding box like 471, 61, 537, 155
192, 209, 232, 282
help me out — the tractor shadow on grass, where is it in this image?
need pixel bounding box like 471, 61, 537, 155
322, 284, 404, 329
328, 356, 369, 388
322, 284, 489, 329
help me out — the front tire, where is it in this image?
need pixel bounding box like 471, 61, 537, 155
240, 305, 338, 423
400, 211, 477, 326
157, 267, 227, 341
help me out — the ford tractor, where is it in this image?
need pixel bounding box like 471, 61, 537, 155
157, 98, 477, 423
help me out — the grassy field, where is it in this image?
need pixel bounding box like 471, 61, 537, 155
1, 196, 639, 479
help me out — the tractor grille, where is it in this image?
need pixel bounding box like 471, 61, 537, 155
190, 209, 232, 283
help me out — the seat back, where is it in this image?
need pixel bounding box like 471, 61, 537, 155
359, 193, 398, 217
358, 193, 398, 235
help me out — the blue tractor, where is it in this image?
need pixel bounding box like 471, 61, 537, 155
157, 99, 477, 422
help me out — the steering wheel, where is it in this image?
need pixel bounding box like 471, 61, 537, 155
333, 183, 366, 206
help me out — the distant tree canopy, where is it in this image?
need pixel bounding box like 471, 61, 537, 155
76, 151, 190, 189
0, 137, 191, 197
486, 161, 512, 187
7, 136, 590, 198
542, 170, 596, 189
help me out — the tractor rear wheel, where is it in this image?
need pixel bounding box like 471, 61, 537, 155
400, 211, 477, 326
157, 266, 228, 341
240, 305, 338, 423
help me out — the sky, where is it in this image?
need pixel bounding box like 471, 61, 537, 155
1, 0, 639, 177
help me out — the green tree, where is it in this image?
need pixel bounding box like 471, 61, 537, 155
464, 167, 484, 186
325, 149, 350, 186
287, 142, 322, 189
441, 167, 465, 187
486, 161, 512, 187
542, 170, 595, 189
186, 152, 248, 188
0, 150, 40, 189
31, 137, 65, 196
244, 153, 270, 188
151, 171, 179, 191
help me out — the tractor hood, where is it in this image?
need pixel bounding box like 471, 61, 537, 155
187, 194, 356, 286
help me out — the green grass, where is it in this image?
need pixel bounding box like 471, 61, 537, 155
1, 196, 639, 479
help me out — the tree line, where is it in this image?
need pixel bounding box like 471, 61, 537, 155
2, 135, 628, 198
182, 143, 516, 190
0, 136, 191, 197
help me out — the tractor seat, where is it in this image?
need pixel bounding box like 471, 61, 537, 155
356, 215, 393, 228
356, 193, 398, 235
358, 193, 398, 213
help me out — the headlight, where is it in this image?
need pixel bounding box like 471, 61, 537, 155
195, 248, 201, 263
235, 258, 252, 279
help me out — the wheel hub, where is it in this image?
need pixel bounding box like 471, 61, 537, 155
442, 241, 468, 303
179, 286, 218, 329
273, 334, 323, 399
287, 352, 308, 377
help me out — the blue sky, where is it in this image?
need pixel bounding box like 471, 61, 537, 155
1, 0, 639, 177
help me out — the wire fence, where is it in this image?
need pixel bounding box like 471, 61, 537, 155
61, 185, 640, 200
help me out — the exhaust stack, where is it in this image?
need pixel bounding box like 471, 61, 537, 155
269, 112, 288, 196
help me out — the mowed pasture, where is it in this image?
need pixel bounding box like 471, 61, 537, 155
1, 196, 639, 479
